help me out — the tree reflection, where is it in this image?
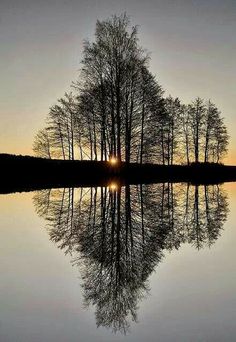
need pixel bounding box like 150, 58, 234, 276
33, 182, 228, 333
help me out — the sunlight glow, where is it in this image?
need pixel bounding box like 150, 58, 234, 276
109, 183, 118, 191
109, 157, 118, 165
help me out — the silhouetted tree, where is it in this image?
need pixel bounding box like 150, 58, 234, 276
138, 67, 164, 163
161, 96, 182, 165
33, 14, 229, 165
204, 101, 229, 163
180, 104, 191, 164
47, 93, 79, 160
188, 98, 206, 163
33, 128, 52, 159
214, 117, 229, 163
74, 13, 164, 162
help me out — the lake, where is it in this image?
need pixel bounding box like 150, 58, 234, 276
0, 182, 236, 342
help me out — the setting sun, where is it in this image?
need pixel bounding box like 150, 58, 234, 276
109, 157, 118, 165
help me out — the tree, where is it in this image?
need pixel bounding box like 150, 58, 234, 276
204, 101, 219, 162
163, 96, 182, 165
33, 128, 52, 159
75, 13, 163, 162
138, 66, 164, 164
188, 97, 206, 163
33, 14, 229, 165
180, 104, 191, 165
214, 117, 229, 163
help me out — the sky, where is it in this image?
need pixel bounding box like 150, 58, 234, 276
0, 0, 235, 163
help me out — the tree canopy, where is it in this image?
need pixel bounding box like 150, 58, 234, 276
33, 13, 229, 164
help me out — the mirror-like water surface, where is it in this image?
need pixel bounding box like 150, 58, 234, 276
0, 183, 236, 341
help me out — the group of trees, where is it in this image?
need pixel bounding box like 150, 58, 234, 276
33, 14, 229, 164
155, 97, 229, 164
33, 182, 228, 333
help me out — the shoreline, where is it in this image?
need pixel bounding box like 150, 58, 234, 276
1, 153, 236, 194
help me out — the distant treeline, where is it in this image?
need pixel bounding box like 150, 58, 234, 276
33, 14, 228, 164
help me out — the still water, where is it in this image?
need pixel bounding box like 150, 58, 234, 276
0, 183, 236, 342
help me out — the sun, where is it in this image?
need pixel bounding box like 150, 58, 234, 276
109, 182, 118, 191
109, 157, 118, 165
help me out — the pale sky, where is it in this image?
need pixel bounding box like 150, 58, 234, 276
0, 0, 235, 163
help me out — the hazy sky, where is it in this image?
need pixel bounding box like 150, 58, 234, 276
0, 0, 235, 162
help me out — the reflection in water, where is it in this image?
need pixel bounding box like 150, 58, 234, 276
33, 183, 228, 333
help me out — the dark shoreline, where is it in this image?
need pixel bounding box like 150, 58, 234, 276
1, 153, 236, 194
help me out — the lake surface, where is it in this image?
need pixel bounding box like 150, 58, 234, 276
0, 182, 236, 342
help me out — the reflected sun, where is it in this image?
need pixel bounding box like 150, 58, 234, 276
109, 183, 118, 191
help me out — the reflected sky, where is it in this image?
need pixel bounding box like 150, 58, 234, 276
0, 183, 236, 341
32, 183, 229, 333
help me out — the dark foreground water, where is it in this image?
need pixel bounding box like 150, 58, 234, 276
0, 182, 236, 342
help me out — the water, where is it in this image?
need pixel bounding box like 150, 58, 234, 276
0, 183, 236, 342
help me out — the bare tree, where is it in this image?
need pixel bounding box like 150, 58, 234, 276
33, 128, 52, 159
214, 117, 229, 163
188, 98, 206, 163
33, 14, 229, 165
75, 13, 163, 163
